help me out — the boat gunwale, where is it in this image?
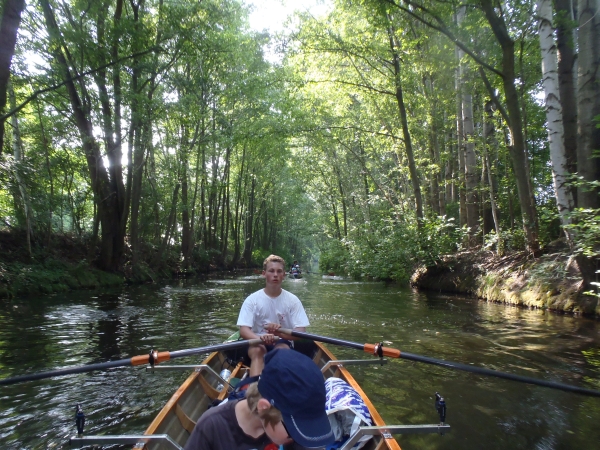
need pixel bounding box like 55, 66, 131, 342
142, 342, 401, 450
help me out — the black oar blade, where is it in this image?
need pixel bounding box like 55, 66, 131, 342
0, 358, 132, 386
0, 338, 258, 386
283, 329, 600, 398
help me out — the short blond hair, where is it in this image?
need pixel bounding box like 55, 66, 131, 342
245, 382, 283, 428
263, 254, 286, 271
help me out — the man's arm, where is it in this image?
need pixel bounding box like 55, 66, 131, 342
239, 325, 260, 340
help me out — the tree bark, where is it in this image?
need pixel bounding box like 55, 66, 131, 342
424, 75, 442, 215
386, 18, 423, 225
554, 0, 578, 188
9, 82, 32, 256
157, 183, 180, 264
538, 0, 575, 228
462, 85, 480, 240
181, 142, 192, 269
41, 0, 124, 270
576, 0, 600, 210
455, 40, 467, 228
0, 0, 26, 154
484, 100, 503, 254
481, 0, 540, 252
242, 176, 256, 266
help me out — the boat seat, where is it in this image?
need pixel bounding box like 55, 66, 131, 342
175, 403, 196, 434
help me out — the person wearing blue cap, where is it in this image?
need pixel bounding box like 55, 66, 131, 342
184, 349, 334, 450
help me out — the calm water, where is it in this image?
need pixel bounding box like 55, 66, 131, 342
0, 273, 599, 450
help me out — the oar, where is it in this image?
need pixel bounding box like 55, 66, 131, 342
279, 328, 600, 398
0, 338, 262, 386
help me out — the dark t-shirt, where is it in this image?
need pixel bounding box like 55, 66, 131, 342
184, 400, 316, 450
184, 400, 272, 450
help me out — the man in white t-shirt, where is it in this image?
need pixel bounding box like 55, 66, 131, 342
237, 255, 309, 375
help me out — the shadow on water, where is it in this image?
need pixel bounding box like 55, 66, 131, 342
0, 274, 599, 449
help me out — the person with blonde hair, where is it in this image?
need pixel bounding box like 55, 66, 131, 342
238, 254, 309, 375
184, 349, 334, 450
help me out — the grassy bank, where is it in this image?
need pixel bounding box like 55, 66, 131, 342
411, 242, 600, 318
0, 259, 125, 298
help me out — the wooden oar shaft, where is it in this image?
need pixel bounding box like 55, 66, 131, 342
280, 329, 600, 398
0, 338, 261, 386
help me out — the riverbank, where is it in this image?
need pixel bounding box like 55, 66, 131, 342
3, 231, 599, 319
0, 231, 234, 299
411, 240, 600, 318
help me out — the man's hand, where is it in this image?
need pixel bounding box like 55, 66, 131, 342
264, 323, 282, 334
259, 333, 277, 345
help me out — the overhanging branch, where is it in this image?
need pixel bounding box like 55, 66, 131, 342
1, 47, 158, 122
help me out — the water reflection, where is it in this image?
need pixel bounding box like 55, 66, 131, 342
0, 275, 598, 449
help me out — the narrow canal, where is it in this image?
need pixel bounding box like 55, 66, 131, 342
0, 273, 599, 449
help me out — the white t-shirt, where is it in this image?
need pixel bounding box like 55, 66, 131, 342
237, 288, 310, 334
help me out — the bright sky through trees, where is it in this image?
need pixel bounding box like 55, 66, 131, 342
246, 0, 331, 33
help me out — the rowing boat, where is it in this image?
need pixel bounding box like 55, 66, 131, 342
141, 341, 401, 450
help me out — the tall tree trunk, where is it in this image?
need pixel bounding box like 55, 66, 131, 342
181, 143, 191, 269
157, 183, 180, 264
386, 18, 423, 225
93, 3, 126, 257
221, 157, 231, 262
481, 0, 540, 252
576, 0, 600, 209
219, 146, 232, 256
332, 156, 348, 237
538, 0, 575, 228
484, 100, 503, 254
455, 43, 467, 227
0, 0, 26, 154
573, 0, 600, 288
457, 6, 479, 241
128, 0, 150, 270
113, 0, 125, 235
35, 99, 54, 244
424, 75, 441, 216
41, 0, 124, 270
232, 144, 246, 265
9, 83, 32, 256
555, 0, 578, 188
463, 88, 479, 240
242, 176, 256, 266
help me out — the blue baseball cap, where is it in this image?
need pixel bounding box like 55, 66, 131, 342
258, 349, 334, 448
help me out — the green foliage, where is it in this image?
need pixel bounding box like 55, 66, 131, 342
319, 216, 466, 283
1, 0, 596, 290
251, 248, 274, 268
0, 258, 123, 298
318, 240, 348, 274
417, 217, 468, 266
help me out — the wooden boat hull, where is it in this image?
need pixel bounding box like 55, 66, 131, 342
142, 342, 400, 450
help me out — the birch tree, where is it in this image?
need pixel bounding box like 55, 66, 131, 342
537, 0, 575, 226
